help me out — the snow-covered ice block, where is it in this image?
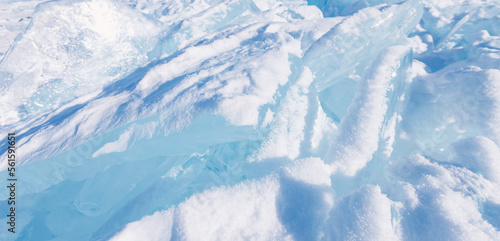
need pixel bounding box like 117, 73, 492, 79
110, 158, 333, 241
0, 0, 163, 124
403, 52, 500, 158
327, 45, 412, 175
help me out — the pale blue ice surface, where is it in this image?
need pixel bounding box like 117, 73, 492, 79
1, 0, 500, 240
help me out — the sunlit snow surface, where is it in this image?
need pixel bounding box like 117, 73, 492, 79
0, 0, 500, 240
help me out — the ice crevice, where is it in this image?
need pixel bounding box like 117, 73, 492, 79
0, 0, 500, 240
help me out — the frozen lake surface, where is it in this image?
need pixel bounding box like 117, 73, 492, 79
1, 0, 500, 240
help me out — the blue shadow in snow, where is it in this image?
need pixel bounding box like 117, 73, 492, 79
276, 172, 332, 241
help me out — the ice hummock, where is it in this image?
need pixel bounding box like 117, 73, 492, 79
1, 0, 500, 240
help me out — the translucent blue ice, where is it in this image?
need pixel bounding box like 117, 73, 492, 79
0, 0, 499, 240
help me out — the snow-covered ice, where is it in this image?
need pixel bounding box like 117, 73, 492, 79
0, 0, 499, 240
